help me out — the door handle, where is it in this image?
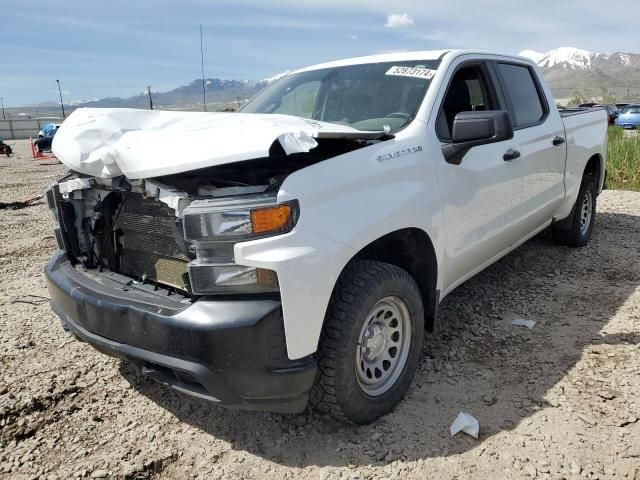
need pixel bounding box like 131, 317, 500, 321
503, 149, 521, 161
552, 136, 566, 146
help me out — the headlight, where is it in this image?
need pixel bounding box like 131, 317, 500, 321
182, 196, 298, 295
183, 197, 298, 241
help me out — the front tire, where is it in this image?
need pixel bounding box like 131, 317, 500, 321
552, 175, 596, 247
310, 260, 424, 424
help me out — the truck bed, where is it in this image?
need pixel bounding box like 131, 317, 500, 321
561, 107, 608, 199
559, 108, 602, 117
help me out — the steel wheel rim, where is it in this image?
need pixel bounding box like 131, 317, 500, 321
355, 296, 412, 396
580, 190, 593, 235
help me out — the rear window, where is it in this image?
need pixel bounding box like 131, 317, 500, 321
496, 63, 546, 128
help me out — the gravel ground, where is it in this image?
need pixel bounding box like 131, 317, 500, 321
1, 139, 639, 480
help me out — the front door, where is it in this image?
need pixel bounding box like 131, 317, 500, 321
433, 61, 522, 293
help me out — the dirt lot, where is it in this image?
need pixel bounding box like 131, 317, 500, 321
0, 139, 639, 479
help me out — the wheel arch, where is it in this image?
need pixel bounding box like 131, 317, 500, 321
340, 227, 439, 331
584, 153, 604, 192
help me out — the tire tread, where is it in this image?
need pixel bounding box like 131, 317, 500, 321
310, 260, 423, 423
552, 175, 597, 248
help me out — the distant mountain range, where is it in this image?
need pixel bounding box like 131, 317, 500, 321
519, 47, 640, 102
20, 78, 272, 114
71, 78, 269, 110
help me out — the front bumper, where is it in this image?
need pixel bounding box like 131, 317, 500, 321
45, 252, 317, 413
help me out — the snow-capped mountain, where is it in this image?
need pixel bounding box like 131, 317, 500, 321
523, 47, 595, 69
66, 98, 98, 106
519, 47, 637, 71
519, 47, 640, 102
518, 49, 546, 64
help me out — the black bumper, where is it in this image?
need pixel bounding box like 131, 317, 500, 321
45, 252, 317, 413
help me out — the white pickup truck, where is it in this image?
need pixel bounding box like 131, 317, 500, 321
46, 50, 607, 424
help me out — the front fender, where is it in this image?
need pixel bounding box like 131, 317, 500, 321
236, 131, 444, 360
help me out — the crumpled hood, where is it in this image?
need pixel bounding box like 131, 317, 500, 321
52, 108, 385, 179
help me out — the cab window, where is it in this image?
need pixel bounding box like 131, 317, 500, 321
437, 65, 496, 141
495, 63, 547, 128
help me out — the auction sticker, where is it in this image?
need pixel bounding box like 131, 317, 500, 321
385, 66, 437, 80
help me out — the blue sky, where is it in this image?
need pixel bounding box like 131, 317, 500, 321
2, 0, 639, 106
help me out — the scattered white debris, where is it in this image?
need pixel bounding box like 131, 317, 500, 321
450, 412, 479, 438
511, 317, 537, 329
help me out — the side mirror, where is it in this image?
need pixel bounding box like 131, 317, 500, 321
442, 110, 514, 165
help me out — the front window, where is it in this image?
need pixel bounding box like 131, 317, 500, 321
621, 106, 640, 114
242, 60, 440, 133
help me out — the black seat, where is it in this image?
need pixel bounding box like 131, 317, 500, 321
443, 78, 472, 131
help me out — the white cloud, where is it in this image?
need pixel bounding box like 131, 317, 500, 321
348, 34, 358, 40
384, 13, 414, 28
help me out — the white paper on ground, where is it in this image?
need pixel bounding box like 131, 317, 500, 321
52, 108, 384, 179
450, 412, 480, 438
505, 311, 537, 329
511, 317, 537, 329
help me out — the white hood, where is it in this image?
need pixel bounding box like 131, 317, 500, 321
52, 108, 385, 179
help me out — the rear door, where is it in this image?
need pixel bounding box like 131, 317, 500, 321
491, 62, 566, 236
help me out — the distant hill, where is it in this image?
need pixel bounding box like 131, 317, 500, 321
81, 78, 269, 110
519, 47, 640, 103
14, 77, 272, 116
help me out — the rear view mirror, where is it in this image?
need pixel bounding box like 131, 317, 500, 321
443, 110, 514, 165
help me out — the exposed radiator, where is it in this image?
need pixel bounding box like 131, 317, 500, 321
115, 193, 190, 290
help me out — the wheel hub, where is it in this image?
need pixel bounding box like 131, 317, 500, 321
363, 325, 387, 361
355, 296, 412, 397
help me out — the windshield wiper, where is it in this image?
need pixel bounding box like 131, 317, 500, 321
315, 129, 393, 140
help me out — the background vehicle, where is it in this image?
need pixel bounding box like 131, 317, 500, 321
34, 123, 60, 152
45, 50, 607, 424
0, 138, 12, 157
614, 104, 640, 129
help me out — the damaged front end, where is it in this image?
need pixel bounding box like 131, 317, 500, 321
48, 174, 284, 299
44, 106, 393, 411
46, 132, 374, 301
44, 159, 324, 411
46, 107, 387, 300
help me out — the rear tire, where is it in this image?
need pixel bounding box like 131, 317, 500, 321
310, 260, 424, 424
552, 175, 596, 247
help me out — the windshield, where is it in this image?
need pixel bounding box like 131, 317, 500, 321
242, 60, 440, 133
621, 106, 640, 114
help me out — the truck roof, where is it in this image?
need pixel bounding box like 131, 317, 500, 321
292, 50, 534, 74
